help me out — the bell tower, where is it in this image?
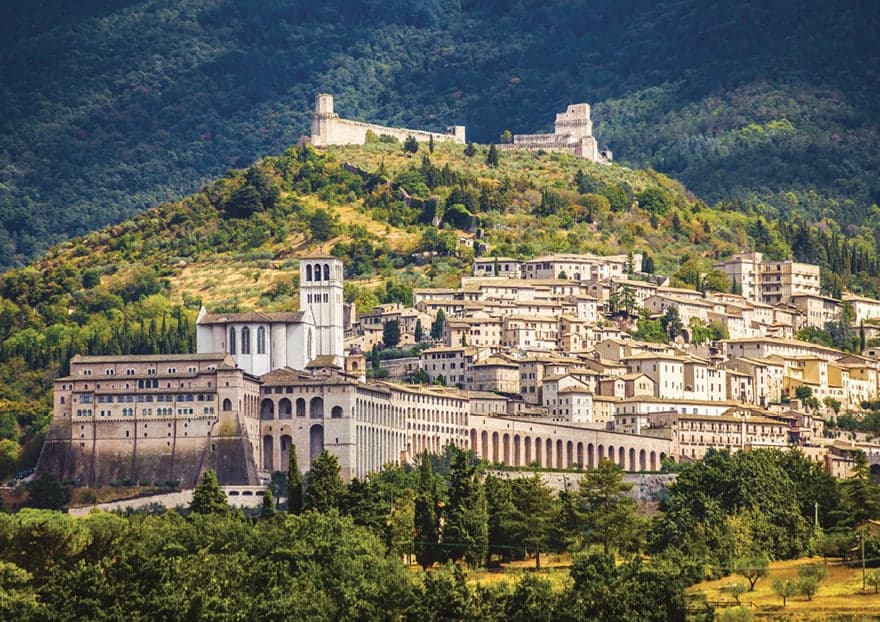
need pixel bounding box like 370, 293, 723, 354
299, 256, 344, 366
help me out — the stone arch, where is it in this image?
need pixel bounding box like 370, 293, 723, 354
535, 437, 542, 466
278, 398, 292, 419
619, 446, 626, 469
222, 398, 232, 411
607, 445, 615, 466
513, 435, 521, 467
313, 263, 322, 281
546, 439, 554, 469
524, 437, 532, 465
296, 398, 306, 417
262, 435, 273, 470
502, 433, 510, 464
576, 442, 584, 469
629, 448, 636, 472
481, 431, 488, 459
309, 424, 324, 463
556, 439, 564, 469
470, 429, 478, 455
306, 264, 313, 281
280, 434, 292, 468
567, 441, 574, 468
492, 431, 499, 463
323, 264, 330, 280
652, 451, 660, 471
598, 444, 605, 462
587, 443, 595, 468
331, 405, 343, 419
640, 449, 647, 472
260, 399, 275, 420
310, 397, 324, 419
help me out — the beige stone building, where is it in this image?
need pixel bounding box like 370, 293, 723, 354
714, 252, 821, 305
503, 103, 612, 164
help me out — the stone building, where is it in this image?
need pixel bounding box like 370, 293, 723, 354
310, 94, 465, 147
504, 103, 612, 164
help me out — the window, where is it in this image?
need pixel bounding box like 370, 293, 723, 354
228, 327, 236, 354
241, 327, 251, 354
257, 327, 266, 354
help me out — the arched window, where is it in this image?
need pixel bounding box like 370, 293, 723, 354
279, 398, 292, 419
331, 405, 343, 419
223, 398, 232, 411
314, 263, 322, 281
257, 327, 266, 354
323, 264, 330, 281
228, 328, 236, 354
306, 264, 313, 281
310, 397, 324, 419
241, 327, 251, 354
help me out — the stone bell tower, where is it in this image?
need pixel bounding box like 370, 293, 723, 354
299, 255, 344, 366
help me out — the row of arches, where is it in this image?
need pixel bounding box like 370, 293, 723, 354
470, 429, 665, 472
304, 262, 333, 282
260, 425, 324, 472
259, 397, 343, 420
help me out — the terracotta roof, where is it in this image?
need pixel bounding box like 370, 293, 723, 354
198, 311, 305, 324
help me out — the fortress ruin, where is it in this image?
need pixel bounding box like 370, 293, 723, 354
504, 103, 612, 164
311, 94, 466, 147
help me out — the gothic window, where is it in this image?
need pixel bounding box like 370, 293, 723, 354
229, 327, 236, 354
241, 327, 251, 354
257, 326, 266, 354
323, 264, 330, 280
306, 264, 313, 281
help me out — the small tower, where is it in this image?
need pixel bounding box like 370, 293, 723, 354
300, 256, 344, 367
311, 94, 339, 146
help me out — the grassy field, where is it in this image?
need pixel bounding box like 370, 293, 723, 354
689, 557, 880, 621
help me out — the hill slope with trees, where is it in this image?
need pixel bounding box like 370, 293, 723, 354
0, 0, 877, 267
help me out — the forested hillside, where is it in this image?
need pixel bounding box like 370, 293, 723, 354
1, 0, 878, 267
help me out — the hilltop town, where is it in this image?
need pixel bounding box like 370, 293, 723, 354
38, 247, 880, 490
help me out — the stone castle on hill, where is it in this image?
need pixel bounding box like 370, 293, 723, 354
505, 103, 612, 164
311, 94, 466, 147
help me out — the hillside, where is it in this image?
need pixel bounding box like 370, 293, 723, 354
0, 140, 793, 478
1, 0, 878, 267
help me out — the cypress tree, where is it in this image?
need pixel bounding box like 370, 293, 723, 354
304, 449, 345, 513
288, 445, 303, 514
414, 451, 441, 569
260, 488, 276, 519
190, 469, 229, 515
443, 449, 488, 567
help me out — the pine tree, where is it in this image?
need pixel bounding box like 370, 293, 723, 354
190, 469, 229, 515
304, 449, 345, 513
486, 145, 499, 167
260, 488, 276, 519
431, 309, 446, 340
443, 449, 488, 567
415, 318, 424, 342
288, 444, 303, 514
414, 451, 441, 569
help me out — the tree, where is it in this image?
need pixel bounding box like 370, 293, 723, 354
636, 187, 672, 214
304, 449, 345, 513
25, 474, 71, 510
609, 283, 637, 316
499, 130, 513, 144
288, 444, 303, 514
486, 144, 499, 167
308, 208, 337, 241
244, 166, 279, 210
431, 309, 446, 340
443, 449, 488, 567
507, 474, 556, 569
484, 474, 516, 565
464, 143, 477, 157
661, 306, 684, 342
414, 452, 441, 569
733, 555, 769, 591
190, 469, 229, 515
382, 319, 401, 348
224, 184, 263, 218
260, 488, 276, 519
403, 135, 419, 154
575, 459, 642, 555
414, 318, 424, 342
428, 135, 435, 153
796, 563, 826, 600
866, 570, 880, 594
721, 582, 749, 605
388, 488, 416, 564
772, 578, 797, 607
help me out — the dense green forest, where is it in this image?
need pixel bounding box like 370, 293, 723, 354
1, 0, 878, 267
3, 447, 880, 620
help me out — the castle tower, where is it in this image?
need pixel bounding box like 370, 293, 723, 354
311, 93, 339, 147
300, 256, 344, 366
